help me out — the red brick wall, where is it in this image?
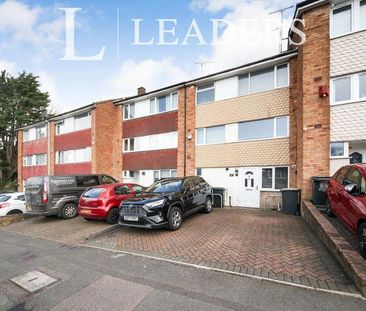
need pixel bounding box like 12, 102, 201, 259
23, 138, 47, 155
123, 111, 177, 138
23, 166, 47, 181
123, 149, 177, 171
54, 163, 92, 175
177, 86, 196, 177
296, 4, 331, 199
92, 100, 122, 180
54, 129, 91, 151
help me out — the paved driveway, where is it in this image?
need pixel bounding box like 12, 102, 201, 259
1, 216, 112, 244
86, 208, 358, 293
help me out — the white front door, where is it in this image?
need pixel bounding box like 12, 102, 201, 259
238, 167, 260, 208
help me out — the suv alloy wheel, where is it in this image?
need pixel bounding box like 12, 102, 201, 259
358, 223, 366, 259
168, 206, 182, 231
62, 203, 78, 219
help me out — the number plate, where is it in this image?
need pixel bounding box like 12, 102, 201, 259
124, 216, 138, 221
82, 209, 92, 215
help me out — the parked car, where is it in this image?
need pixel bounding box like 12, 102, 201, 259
24, 174, 117, 219
326, 164, 366, 259
119, 176, 213, 230
78, 183, 145, 224
0, 192, 26, 216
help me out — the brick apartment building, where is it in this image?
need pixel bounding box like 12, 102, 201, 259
17, 0, 366, 208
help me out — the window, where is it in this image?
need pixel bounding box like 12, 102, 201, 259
23, 155, 33, 166
36, 154, 46, 165
123, 132, 177, 152
261, 167, 288, 190
74, 113, 91, 131
171, 170, 177, 177
335, 167, 350, 184
158, 96, 167, 112
23, 130, 29, 142
56, 122, 64, 135
16, 195, 25, 201
275, 167, 288, 189
36, 126, 46, 139
197, 128, 205, 145
124, 103, 135, 119
361, 0, 366, 28
333, 77, 351, 102
57, 148, 91, 164
171, 92, 178, 109
239, 118, 274, 141
153, 170, 177, 181
250, 68, 274, 93
123, 170, 135, 178
344, 168, 366, 194
154, 170, 160, 182
238, 74, 249, 96
206, 126, 225, 144
262, 168, 273, 189
149, 98, 156, 114
330, 142, 347, 157
196, 168, 202, 176
332, 4, 352, 37
161, 169, 170, 179
275, 116, 288, 137
360, 73, 366, 99
276, 64, 288, 88
196, 83, 215, 105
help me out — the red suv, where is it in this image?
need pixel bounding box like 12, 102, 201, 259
78, 183, 145, 224
327, 164, 366, 259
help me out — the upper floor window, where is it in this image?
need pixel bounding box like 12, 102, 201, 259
196, 83, 215, 105
124, 103, 135, 120
23, 126, 47, 142
56, 113, 91, 135
238, 64, 289, 97
23, 153, 47, 166
331, 71, 366, 104
123, 132, 178, 152
149, 92, 178, 114
238, 116, 288, 141
56, 147, 91, 164
331, 0, 366, 38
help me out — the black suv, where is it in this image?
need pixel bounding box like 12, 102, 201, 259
119, 177, 213, 230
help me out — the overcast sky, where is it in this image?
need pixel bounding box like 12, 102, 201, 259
0, 0, 298, 113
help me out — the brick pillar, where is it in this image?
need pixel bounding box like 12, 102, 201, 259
92, 100, 122, 180
177, 86, 196, 177
49, 121, 55, 175
296, 4, 330, 199
17, 131, 23, 191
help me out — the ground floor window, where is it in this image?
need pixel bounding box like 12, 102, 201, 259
154, 169, 177, 181
261, 167, 289, 190
330, 142, 349, 158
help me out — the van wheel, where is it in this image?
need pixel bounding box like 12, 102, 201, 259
7, 210, 23, 215
168, 206, 182, 231
358, 223, 366, 259
61, 203, 78, 219
203, 197, 213, 213
326, 198, 335, 217
106, 208, 119, 224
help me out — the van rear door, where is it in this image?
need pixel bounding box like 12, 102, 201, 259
25, 177, 47, 213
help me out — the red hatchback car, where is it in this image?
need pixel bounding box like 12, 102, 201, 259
327, 164, 366, 259
78, 183, 145, 224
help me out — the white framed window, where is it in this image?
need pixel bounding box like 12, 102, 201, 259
331, 72, 366, 104
123, 170, 135, 178
330, 142, 349, 158
123, 132, 178, 152
124, 103, 135, 120
36, 126, 47, 139
153, 169, 177, 181
74, 113, 91, 131
261, 167, 289, 190
23, 130, 29, 142
331, 0, 366, 38
56, 147, 91, 164
23, 154, 47, 166
196, 83, 215, 105
196, 125, 226, 145
237, 63, 289, 97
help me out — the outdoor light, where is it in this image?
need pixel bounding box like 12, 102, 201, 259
319, 85, 329, 98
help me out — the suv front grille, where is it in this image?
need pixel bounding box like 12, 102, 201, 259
121, 205, 147, 216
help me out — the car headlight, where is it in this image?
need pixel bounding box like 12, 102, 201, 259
145, 199, 165, 209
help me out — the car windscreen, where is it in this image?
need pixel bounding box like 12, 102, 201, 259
25, 177, 44, 186
146, 180, 182, 193
0, 195, 10, 202
82, 188, 106, 198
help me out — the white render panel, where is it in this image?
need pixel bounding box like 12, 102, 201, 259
135, 99, 150, 118
331, 101, 366, 141
215, 76, 238, 101
330, 30, 366, 77
225, 123, 238, 143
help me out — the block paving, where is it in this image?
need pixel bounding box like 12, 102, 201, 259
87, 208, 358, 293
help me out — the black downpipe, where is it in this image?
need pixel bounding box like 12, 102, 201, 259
183, 85, 187, 177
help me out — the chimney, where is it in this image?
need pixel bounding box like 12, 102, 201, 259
137, 87, 146, 95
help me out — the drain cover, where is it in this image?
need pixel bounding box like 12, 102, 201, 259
11, 270, 57, 292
